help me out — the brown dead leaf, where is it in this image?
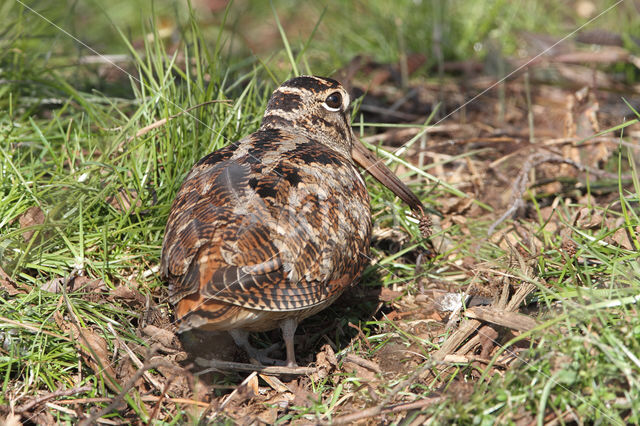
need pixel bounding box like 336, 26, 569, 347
74, 277, 109, 303
18, 206, 45, 241
73, 325, 115, 374
40, 277, 66, 293
450, 214, 467, 225
375, 343, 413, 374
379, 287, 403, 302
220, 371, 259, 412
537, 180, 563, 197
261, 391, 295, 409
538, 206, 556, 222
344, 353, 382, 374
106, 188, 141, 213
450, 215, 470, 235
575, 207, 603, 229
287, 378, 313, 408
246, 373, 259, 397
73, 276, 108, 293
257, 375, 285, 395
0, 266, 27, 295
564, 86, 610, 170
313, 344, 338, 381
30, 410, 55, 426
441, 194, 474, 215
609, 228, 634, 250
1, 413, 23, 426
493, 229, 523, 252
59, 320, 119, 393
111, 284, 146, 307
322, 343, 338, 366
115, 356, 141, 390
428, 311, 444, 321
40, 275, 107, 294
155, 361, 191, 397
255, 406, 279, 424
53, 310, 65, 330
343, 358, 378, 382
142, 325, 176, 347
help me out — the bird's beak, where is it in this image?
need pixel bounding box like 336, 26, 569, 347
351, 137, 424, 213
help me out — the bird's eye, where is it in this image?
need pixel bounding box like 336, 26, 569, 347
323, 92, 342, 111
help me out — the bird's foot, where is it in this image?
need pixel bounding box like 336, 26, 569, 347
244, 341, 287, 366
229, 330, 288, 366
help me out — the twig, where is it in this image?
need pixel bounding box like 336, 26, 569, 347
344, 353, 382, 374
325, 360, 437, 424
43, 403, 120, 425
488, 152, 630, 235
219, 371, 257, 411
15, 385, 92, 413
108, 323, 165, 393
259, 374, 291, 393
195, 357, 315, 375
347, 322, 373, 351
360, 124, 463, 144
442, 354, 508, 368
432, 319, 481, 361
383, 397, 447, 413
0, 316, 72, 342
54, 395, 210, 408
330, 397, 446, 424
148, 374, 174, 425
330, 406, 383, 425
542, 135, 634, 149
455, 334, 482, 357
121, 99, 231, 147
433, 249, 539, 367
464, 307, 538, 332
78, 357, 168, 426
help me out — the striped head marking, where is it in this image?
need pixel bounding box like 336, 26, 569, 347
260, 76, 353, 159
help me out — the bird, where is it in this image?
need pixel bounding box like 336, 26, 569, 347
160, 75, 425, 366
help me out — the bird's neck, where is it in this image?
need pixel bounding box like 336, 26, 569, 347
259, 123, 353, 162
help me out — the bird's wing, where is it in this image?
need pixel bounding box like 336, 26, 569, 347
160, 129, 371, 313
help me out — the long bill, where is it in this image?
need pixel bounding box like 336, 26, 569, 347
351, 137, 424, 214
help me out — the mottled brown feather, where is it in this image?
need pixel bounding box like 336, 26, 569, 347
161, 127, 371, 331
160, 76, 405, 365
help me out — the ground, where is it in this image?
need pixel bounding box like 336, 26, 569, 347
1, 1, 640, 424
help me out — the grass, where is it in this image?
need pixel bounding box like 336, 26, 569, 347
1, 0, 640, 424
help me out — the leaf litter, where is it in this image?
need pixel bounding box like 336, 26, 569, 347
3, 30, 640, 425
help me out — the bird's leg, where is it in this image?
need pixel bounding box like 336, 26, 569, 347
280, 318, 298, 367
228, 329, 281, 365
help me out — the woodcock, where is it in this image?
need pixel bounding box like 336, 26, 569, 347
161, 76, 425, 366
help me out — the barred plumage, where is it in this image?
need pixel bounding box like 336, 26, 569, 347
160, 76, 424, 366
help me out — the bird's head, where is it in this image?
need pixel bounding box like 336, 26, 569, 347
260, 75, 354, 159
261, 75, 425, 214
